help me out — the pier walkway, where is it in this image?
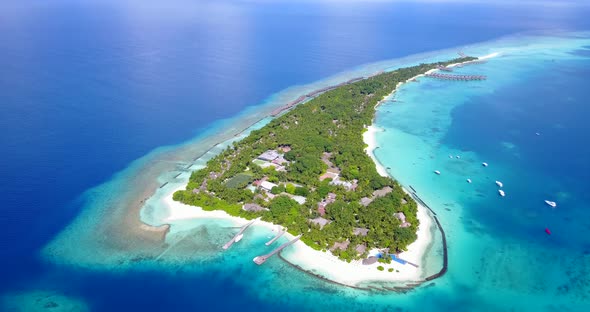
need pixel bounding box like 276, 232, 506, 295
254, 235, 302, 265
265, 227, 286, 246
222, 218, 258, 250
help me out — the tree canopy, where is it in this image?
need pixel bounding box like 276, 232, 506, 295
174, 57, 474, 260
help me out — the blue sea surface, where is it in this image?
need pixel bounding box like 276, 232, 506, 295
1, 0, 590, 311
373, 35, 590, 310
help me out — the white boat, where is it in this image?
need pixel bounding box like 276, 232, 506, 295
545, 200, 557, 208
434, 170, 441, 175
456, 155, 461, 159
449, 155, 453, 159
536, 132, 541, 136
467, 179, 472, 183
482, 162, 488, 167
235, 233, 244, 242
498, 190, 505, 197
495, 181, 503, 188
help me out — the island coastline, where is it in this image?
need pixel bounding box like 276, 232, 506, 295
159, 54, 495, 289
44, 51, 494, 288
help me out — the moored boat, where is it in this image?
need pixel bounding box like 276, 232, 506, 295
495, 181, 503, 188
545, 200, 557, 208
498, 190, 505, 197
482, 162, 488, 167
434, 170, 441, 175
467, 179, 472, 183
235, 233, 244, 242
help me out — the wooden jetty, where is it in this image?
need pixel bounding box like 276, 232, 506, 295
254, 235, 302, 265
425, 73, 487, 81
265, 227, 286, 246
222, 218, 258, 250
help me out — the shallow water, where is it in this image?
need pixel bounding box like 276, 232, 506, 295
374, 34, 590, 310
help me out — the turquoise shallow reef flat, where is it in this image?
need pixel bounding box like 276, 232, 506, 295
373, 33, 590, 310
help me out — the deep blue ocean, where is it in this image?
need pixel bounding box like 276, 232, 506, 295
1, 0, 590, 311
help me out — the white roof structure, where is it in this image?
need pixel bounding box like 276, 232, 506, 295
258, 150, 280, 161
260, 181, 278, 191
291, 195, 306, 205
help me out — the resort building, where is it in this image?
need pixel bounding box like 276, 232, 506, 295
394, 212, 412, 228
309, 217, 331, 229
271, 155, 288, 165
362, 256, 378, 265
359, 197, 372, 207
372, 186, 393, 198
355, 244, 367, 254
317, 192, 337, 215
353, 227, 369, 236
291, 195, 307, 205
260, 181, 278, 192
330, 240, 350, 251
330, 178, 358, 191
317, 205, 326, 216
258, 150, 280, 161
242, 203, 268, 212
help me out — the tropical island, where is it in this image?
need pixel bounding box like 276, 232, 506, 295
173, 56, 476, 267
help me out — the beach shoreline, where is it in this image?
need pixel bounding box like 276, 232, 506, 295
162, 185, 431, 287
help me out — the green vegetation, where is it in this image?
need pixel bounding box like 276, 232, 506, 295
225, 173, 254, 189
174, 57, 475, 261
377, 266, 385, 271
388, 268, 394, 272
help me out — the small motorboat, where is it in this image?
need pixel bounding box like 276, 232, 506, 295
449, 155, 453, 159
495, 181, 503, 188
545, 200, 557, 208
467, 179, 472, 183
434, 170, 441, 175
482, 162, 488, 167
545, 228, 551, 235
235, 233, 244, 242
456, 155, 461, 159
498, 190, 505, 197
536, 132, 541, 136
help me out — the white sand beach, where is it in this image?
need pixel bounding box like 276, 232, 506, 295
163, 181, 434, 286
